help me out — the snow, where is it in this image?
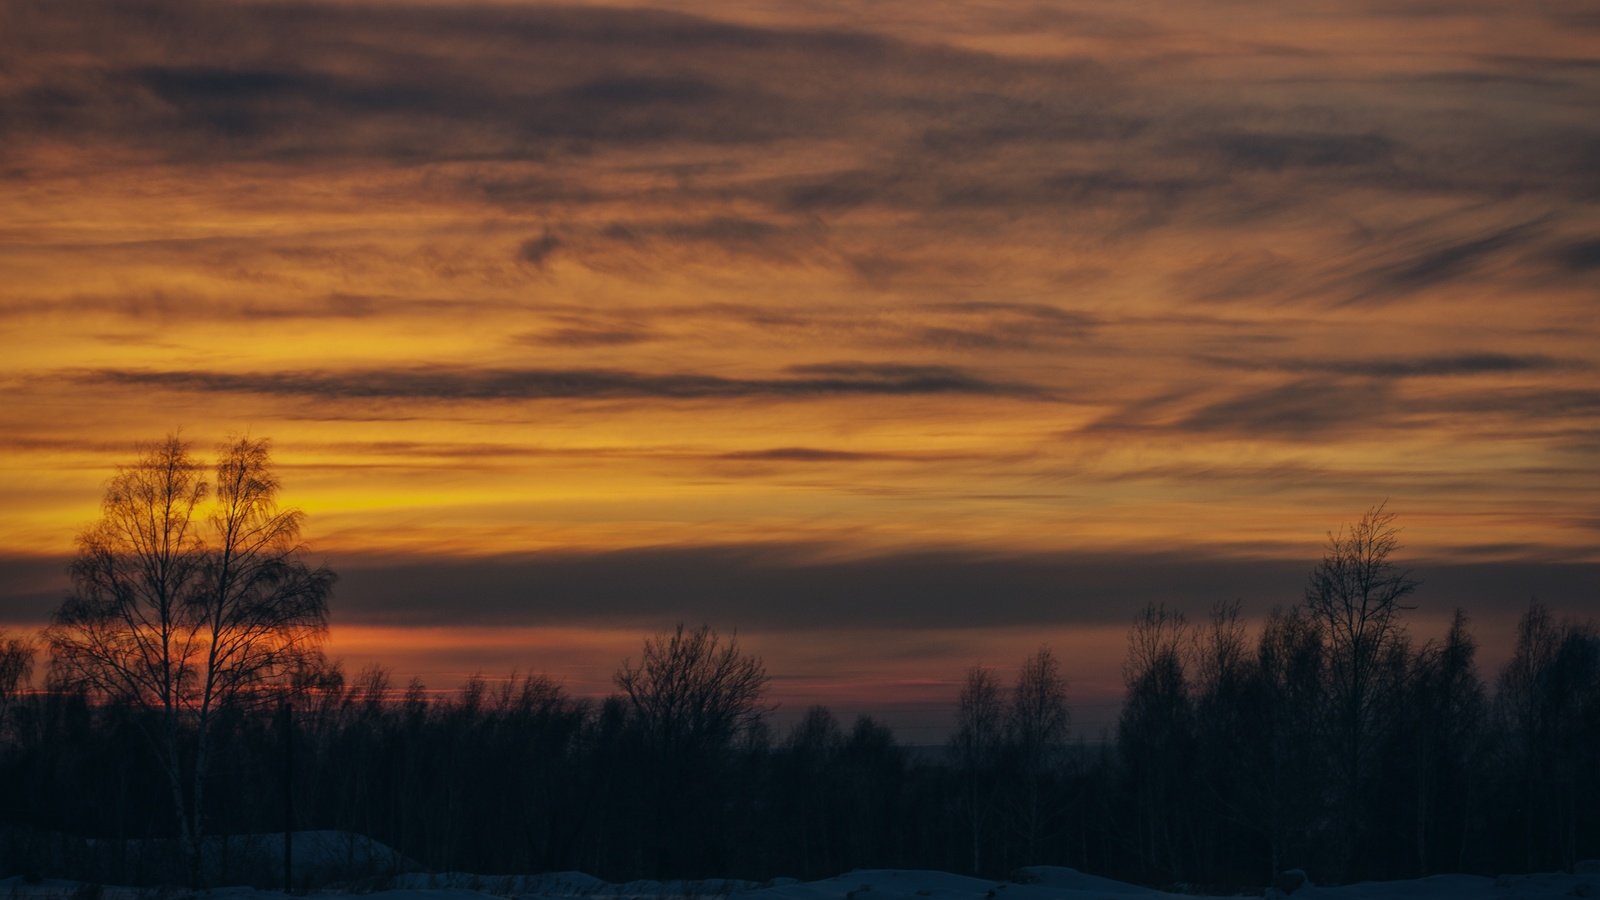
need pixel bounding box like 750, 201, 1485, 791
389, 873, 760, 899
747, 870, 1009, 900
209, 831, 415, 883
1012, 866, 1165, 895
5, 844, 1600, 900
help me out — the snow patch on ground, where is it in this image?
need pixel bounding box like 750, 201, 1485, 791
391, 872, 759, 899
5, 856, 1600, 900
1012, 865, 1165, 895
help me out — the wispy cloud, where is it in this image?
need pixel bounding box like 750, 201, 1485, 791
1551, 238, 1600, 272
1350, 221, 1548, 300
1185, 130, 1399, 172
1202, 352, 1583, 378
1177, 379, 1397, 439
75, 363, 1054, 402
9, 544, 1586, 631
713, 447, 975, 463
520, 325, 656, 348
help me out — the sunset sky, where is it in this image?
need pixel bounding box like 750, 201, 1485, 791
2, 0, 1596, 739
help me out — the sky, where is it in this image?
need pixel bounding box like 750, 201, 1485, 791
1, 0, 1597, 740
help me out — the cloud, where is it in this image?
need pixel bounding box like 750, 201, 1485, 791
1403, 69, 1579, 89
464, 173, 601, 208
1203, 352, 1582, 378
584, 216, 812, 265
518, 234, 562, 268
779, 170, 894, 213
650, 217, 786, 245
477, 299, 1103, 359
1189, 131, 1399, 172
0, 555, 70, 625
560, 75, 723, 106
0, 0, 1032, 168
1422, 388, 1600, 420
9, 0, 1584, 254
1087, 374, 1600, 443
1040, 169, 1202, 203
319, 545, 1311, 629
10, 544, 1589, 632
772, 164, 1205, 226
1352, 221, 1546, 299
781, 362, 1050, 397
521, 326, 655, 348
1178, 379, 1396, 438
906, 302, 1099, 351
1551, 239, 1600, 272
75, 362, 1053, 402
917, 90, 1140, 157
1182, 218, 1567, 307
714, 447, 957, 463
1188, 213, 1594, 307
355, 547, 1600, 629
0, 290, 502, 324
134, 66, 326, 138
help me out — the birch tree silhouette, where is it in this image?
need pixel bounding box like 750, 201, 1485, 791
614, 623, 768, 876
950, 665, 1003, 875
1304, 502, 1417, 874
1004, 646, 1070, 863
45, 435, 333, 883
0, 630, 34, 735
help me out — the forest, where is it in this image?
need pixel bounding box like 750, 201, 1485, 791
0, 440, 1597, 891
3, 585, 1598, 889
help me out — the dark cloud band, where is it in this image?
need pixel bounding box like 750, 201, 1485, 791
75, 363, 1053, 402
1202, 352, 1583, 378
4, 545, 1595, 632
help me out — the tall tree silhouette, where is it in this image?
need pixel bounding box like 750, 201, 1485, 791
1004, 646, 1070, 863
1303, 503, 1417, 875
1249, 605, 1328, 880
45, 435, 333, 883
614, 623, 768, 877
950, 665, 1003, 875
0, 630, 35, 739
1189, 599, 1257, 884
1118, 603, 1194, 882
1399, 610, 1485, 874
1496, 602, 1600, 871
782, 706, 845, 876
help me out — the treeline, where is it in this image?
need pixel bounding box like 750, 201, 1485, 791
1, 603, 1597, 890
1111, 600, 1599, 886
1, 510, 1598, 889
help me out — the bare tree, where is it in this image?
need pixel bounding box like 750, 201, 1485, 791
1004, 646, 1070, 862
614, 623, 768, 876
1008, 647, 1071, 758
0, 629, 35, 735
950, 664, 1003, 875
1250, 605, 1326, 879
1118, 603, 1194, 881
1303, 502, 1417, 873
615, 623, 769, 753
1496, 601, 1600, 871
785, 705, 845, 875
45, 435, 333, 883
1194, 599, 1248, 698
1190, 599, 1256, 880
1404, 609, 1485, 874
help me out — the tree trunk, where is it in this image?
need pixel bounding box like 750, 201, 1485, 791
190, 718, 212, 886
161, 742, 197, 886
